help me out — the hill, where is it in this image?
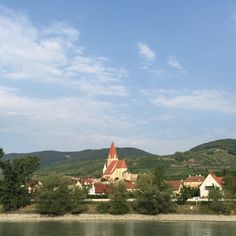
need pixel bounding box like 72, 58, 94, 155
190, 138, 236, 155
3, 139, 236, 179
4, 147, 155, 167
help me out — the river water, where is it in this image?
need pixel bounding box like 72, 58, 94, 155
0, 221, 235, 236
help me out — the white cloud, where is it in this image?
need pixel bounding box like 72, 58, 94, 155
137, 42, 156, 61
143, 89, 236, 114
0, 86, 135, 151
167, 56, 185, 72
0, 6, 127, 96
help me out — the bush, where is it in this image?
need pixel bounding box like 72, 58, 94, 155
108, 182, 129, 215
37, 184, 71, 216
134, 186, 175, 215
37, 176, 88, 216
207, 187, 231, 215
177, 186, 200, 205
70, 187, 87, 214
96, 202, 111, 213
71, 204, 87, 214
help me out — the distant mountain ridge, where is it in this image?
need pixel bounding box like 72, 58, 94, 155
4, 147, 155, 167
3, 139, 236, 178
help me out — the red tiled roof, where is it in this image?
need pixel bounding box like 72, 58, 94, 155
210, 173, 224, 187
184, 175, 205, 183
80, 178, 94, 185
103, 160, 127, 176
108, 142, 118, 160
166, 180, 183, 191
103, 160, 118, 175
94, 182, 111, 194
126, 181, 134, 190
116, 159, 127, 168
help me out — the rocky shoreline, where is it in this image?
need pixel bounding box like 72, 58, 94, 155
0, 214, 236, 222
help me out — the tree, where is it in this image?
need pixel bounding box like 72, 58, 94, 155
37, 176, 72, 216
37, 175, 88, 216
177, 186, 200, 205
71, 187, 87, 214
223, 175, 236, 198
153, 166, 169, 191
134, 172, 175, 215
174, 152, 185, 162
134, 184, 174, 215
109, 181, 129, 215
207, 187, 230, 214
0, 153, 40, 212
0, 148, 4, 159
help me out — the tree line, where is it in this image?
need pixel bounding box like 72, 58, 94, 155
1, 147, 236, 215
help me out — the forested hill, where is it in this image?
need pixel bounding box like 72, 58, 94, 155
3, 139, 236, 178
190, 138, 236, 155
4, 147, 155, 167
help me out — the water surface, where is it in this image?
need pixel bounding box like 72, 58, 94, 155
0, 221, 235, 236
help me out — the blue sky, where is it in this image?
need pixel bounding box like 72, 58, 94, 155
0, 1, 236, 154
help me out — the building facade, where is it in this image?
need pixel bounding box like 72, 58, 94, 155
102, 142, 128, 180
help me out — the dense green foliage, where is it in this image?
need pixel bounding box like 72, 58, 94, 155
134, 168, 175, 215
108, 182, 129, 214
206, 187, 231, 215
176, 186, 200, 205
0, 150, 40, 212
96, 202, 111, 213
36, 176, 87, 216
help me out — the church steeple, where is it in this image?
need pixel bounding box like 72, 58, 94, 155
107, 142, 118, 165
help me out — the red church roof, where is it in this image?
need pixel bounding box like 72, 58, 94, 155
116, 159, 127, 168
108, 142, 118, 160
103, 160, 127, 176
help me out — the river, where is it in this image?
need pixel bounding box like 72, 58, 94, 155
0, 221, 236, 236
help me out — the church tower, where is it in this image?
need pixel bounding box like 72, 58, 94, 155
102, 142, 128, 180
107, 142, 118, 166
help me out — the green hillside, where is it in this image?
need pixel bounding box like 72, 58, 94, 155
4, 147, 154, 167
4, 139, 236, 179
190, 138, 236, 155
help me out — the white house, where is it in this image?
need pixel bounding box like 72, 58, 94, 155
200, 173, 224, 198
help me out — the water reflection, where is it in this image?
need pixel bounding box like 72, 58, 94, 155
0, 221, 235, 236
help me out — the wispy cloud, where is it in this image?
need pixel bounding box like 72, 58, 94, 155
0, 6, 127, 96
137, 42, 156, 61
142, 89, 236, 114
167, 56, 186, 73
0, 86, 135, 150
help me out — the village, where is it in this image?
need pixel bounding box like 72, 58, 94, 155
38, 142, 224, 201
0, 142, 233, 217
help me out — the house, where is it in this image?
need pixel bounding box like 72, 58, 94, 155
102, 142, 128, 180
27, 179, 43, 193
88, 182, 111, 195
166, 180, 183, 194
200, 173, 224, 198
184, 175, 205, 188
125, 180, 135, 192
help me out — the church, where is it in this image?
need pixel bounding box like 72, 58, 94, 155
102, 142, 128, 180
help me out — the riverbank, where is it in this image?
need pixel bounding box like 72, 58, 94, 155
0, 213, 236, 222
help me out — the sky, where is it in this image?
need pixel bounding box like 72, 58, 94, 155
0, 1, 236, 154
